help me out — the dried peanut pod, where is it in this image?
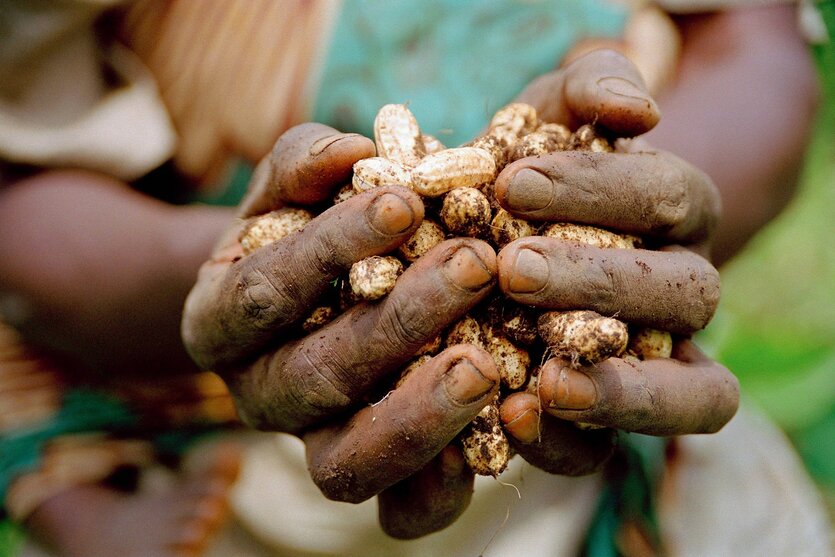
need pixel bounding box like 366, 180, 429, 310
349, 256, 404, 301
398, 219, 445, 262
482, 324, 531, 390
415, 334, 443, 356
627, 327, 673, 360
440, 187, 492, 237
541, 223, 638, 249
538, 310, 628, 365
421, 134, 446, 155
570, 124, 613, 152
488, 102, 539, 145
352, 157, 413, 193
333, 183, 357, 205
490, 208, 536, 248
536, 122, 571, 144
373, 104, 426, 167
508, 128, 567, 162
460, 398, 510, 477
468, 134, 508, 170
445, 315, 486, 349
411, 147, 497, 197
301, 306, 337, 333
485, 299, 539, 346
239, 208, 313, 255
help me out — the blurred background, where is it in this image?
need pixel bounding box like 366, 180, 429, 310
699, 22, 835, 515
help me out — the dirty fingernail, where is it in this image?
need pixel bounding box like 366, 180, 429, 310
443, 358, 496, 405
508, 249, 548, 293
366, 192, 416, 235
546, 366, 597, 410
597, 76, 650, 101
443, 246, 493, 290
500, 392, 541, 444
505, 168, 555, 212
309, 133, 361, 156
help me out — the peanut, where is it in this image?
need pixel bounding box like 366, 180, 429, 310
348, 256, 404, 301
352, 157, 412, 193
397, 219, 445, 262
459, 398, 510, 477
373, 104, 426, 167
239, 208, 313, 255
537, 310, 628, 365
440, 187, 492, 238
411, 147, 497, 197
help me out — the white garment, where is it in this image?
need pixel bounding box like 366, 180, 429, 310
229, 406, 833, 557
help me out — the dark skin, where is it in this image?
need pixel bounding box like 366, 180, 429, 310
181, 48, 739, 538
0, 4, 818, 543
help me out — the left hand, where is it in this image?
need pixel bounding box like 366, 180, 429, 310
493, 50, 739, 474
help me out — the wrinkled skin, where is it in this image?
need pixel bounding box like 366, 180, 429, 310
181, 50, 738, 539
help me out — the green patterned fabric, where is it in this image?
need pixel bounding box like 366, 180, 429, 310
581, 435, 666, 557
0, 390, 138, 517
313, 0, 627, 148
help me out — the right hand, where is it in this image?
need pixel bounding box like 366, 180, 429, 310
181, 123, 501, 539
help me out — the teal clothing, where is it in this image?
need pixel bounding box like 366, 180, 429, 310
314, 0, 627, 146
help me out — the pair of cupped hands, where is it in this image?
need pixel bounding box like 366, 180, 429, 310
182, 51, 739, 538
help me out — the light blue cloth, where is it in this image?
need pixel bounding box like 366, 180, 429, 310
313, 0, 627, 147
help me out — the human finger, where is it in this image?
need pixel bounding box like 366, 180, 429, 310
302, 345, 498, 503
499, 392, 616, 476
536, 340, 740, 435
494, 149, 720, 246
182, 186, 423, 371
239, 123, 375, 216
515, 49, 659, 137
497, 237, 719, 334
225, 239, 497, 433
377, 445, 475, 539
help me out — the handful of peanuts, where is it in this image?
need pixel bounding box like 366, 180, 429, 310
240, 103, 673, 477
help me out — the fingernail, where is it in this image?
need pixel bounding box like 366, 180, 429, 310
508, 249, 548, 293
505, 168, 555, 212
548, 366, 596, 410
309, 133, 360, 156
597, 76, 650, 102
366, 192, 416, 235
443, 358, 496, 405
443, 246, 493, 290
500, 393, 541, 444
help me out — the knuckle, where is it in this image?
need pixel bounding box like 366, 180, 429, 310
650, 162, 690, 232
378, 298, 437, 356
236, 267, 285, 330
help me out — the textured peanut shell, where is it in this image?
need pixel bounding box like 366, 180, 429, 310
541, 222, 638, 249
482, 324, 530, 390
538, 310, 628, 365
398, 219, 445, 262
460, 400, 510, 477
411, 147, 497, 197
239, 208, 313, 255
348, 256, 404, 301
440, 187, 492, 238
373, 104, 426, 167
352, 157, 413, 193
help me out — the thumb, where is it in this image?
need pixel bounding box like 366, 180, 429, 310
239, 123, 376, 217
516, 49, 660, 137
